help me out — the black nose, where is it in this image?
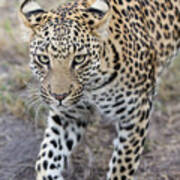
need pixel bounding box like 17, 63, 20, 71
52, 93, 68, 101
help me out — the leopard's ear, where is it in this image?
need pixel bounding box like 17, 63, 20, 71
19, 0, 48, 31
87, 0, 111, 39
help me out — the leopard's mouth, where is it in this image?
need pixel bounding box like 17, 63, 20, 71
58, 87, 84, 107
40, 87, 84, 107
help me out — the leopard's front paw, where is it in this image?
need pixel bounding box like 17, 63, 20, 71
36, 173, 64, 180
36, 161, 64, 180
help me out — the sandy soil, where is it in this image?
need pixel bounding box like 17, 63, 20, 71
0, 109, 180, 180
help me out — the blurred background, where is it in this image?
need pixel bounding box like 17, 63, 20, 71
0, 0, 180, 180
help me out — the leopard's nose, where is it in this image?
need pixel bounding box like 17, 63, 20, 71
51, 93, 68, 101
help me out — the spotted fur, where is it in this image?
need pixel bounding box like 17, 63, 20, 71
19, 0, 180, 179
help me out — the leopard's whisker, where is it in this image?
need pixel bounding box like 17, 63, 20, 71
26, 96, 42, 111
33, 101, 45, 127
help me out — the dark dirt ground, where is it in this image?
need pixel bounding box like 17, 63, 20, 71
0, 1, 180, 180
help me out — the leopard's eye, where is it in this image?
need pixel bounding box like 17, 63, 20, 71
72, 54, 86, 67
37, 55, 50, 64
74, 55, 86, 63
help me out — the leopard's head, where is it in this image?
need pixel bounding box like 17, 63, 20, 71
20, 0, 111, 107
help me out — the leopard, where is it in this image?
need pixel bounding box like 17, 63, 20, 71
19, 0, 180, 180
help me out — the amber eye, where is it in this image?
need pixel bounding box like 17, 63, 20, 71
72, 55, 86, 67
37, 55, 50, 64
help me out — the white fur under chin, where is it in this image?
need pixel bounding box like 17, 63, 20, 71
91, 0, 109, 12
22, 1, 42, 14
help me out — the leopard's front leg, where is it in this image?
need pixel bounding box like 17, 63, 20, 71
107, 96, 152, 180
36, 110, 87, 180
